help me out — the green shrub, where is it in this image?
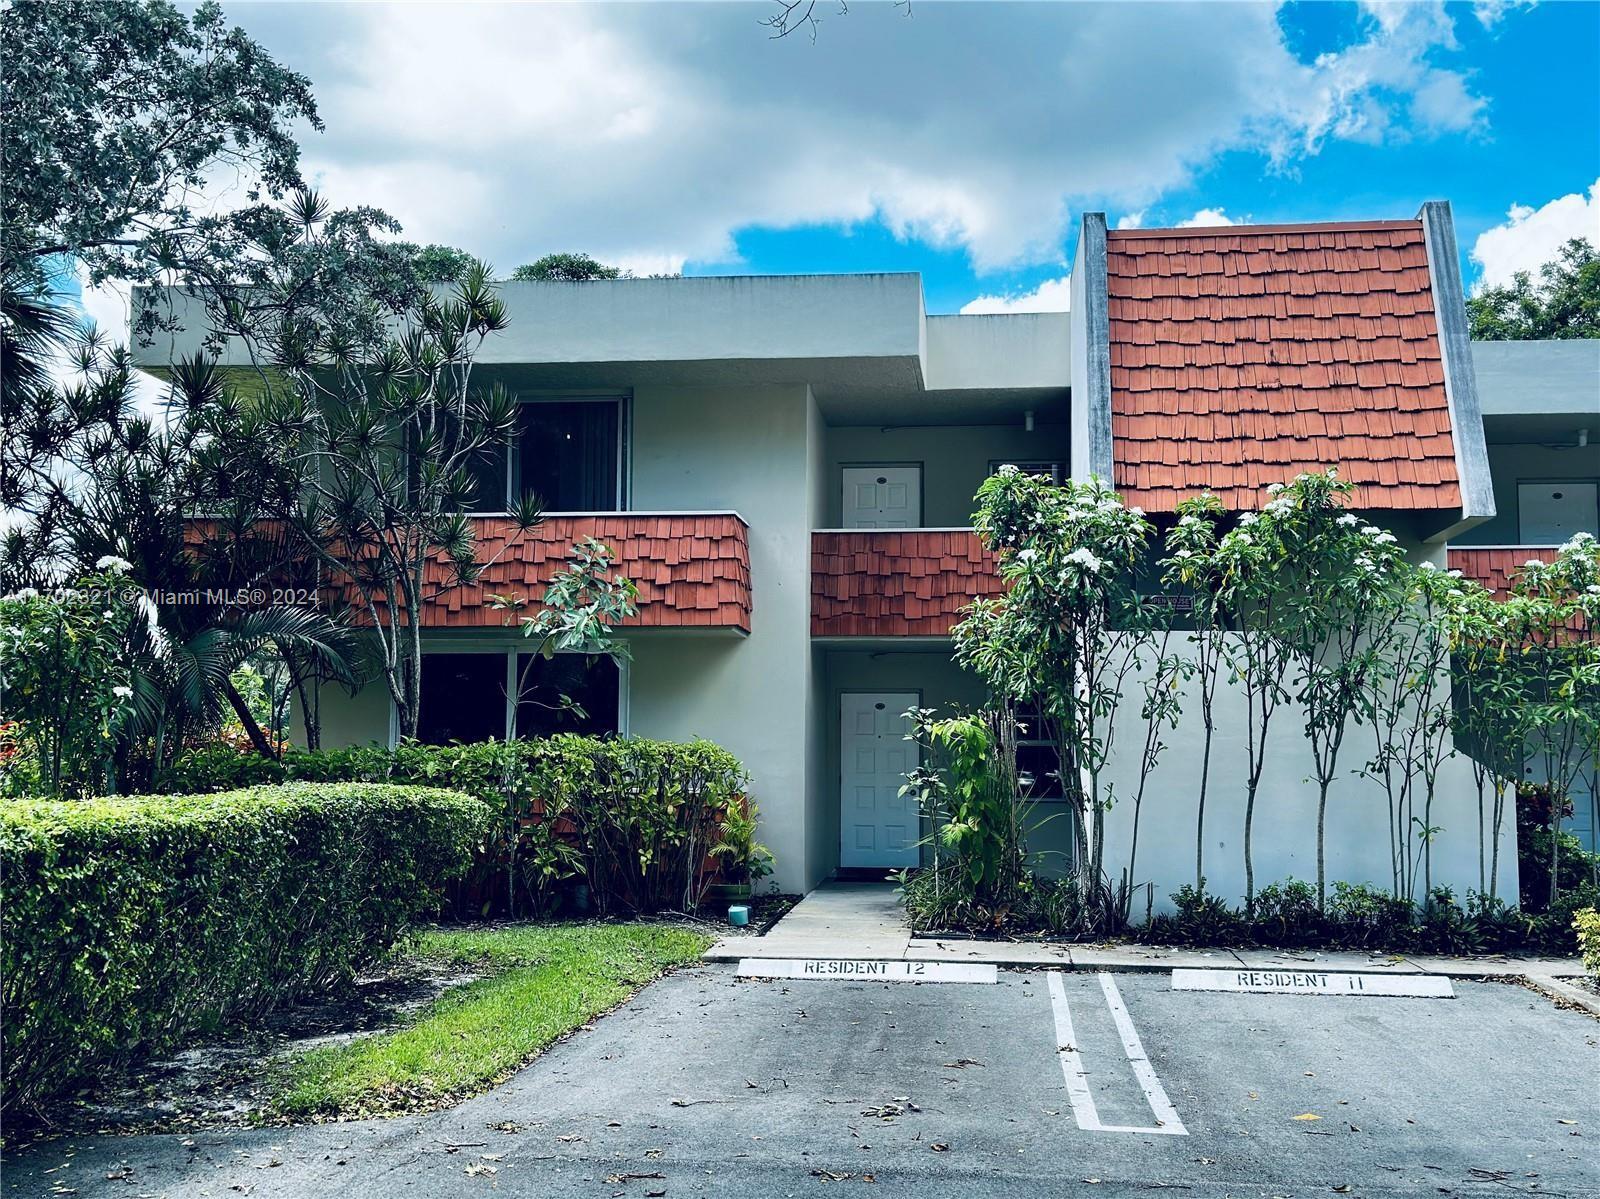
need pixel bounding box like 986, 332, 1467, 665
158, 736, 750, 917
1, 782, 487, 1117
1575, 908, 1600, 982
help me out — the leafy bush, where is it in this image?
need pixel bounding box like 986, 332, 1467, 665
158, 736, 750, 917
1575, 908, 1600, 982
1146, 882, 1251, 947
0, 564, 144, 797
1, 782, 487, 1117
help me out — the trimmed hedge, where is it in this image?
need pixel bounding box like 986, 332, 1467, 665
1, 783, 487, 1116
158, 737, 751, 917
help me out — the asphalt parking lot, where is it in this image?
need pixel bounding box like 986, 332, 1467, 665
7, 965, 1596, 1198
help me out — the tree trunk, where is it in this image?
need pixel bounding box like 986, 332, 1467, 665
1243, 776, 1258, 913
223, 679, 279, 760
1316, 779, 1330, 911
1195, 720, 1212, 893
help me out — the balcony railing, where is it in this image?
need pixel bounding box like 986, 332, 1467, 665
811, 528, 1001, 637
1445, 545, 1560, 600
424, 513, 751, 631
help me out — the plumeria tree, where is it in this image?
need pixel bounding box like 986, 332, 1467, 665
1453, 584, 1538, 903
1262, 472, 1409, 910
1367, 561, 1470, 901
1209, 501, 1295, 912
1507, 533, 1600, 905
1161, 492, 1229, 893
955, 469, 1154, 914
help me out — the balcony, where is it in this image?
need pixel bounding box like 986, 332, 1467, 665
811, 529, 1001, 637
428, 513, 751, 632
1446, 545, 1560, 600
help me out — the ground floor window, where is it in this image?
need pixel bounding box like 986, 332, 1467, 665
1013, 701, 1066, 800
514, 652, 620, 737
415, 650, 621, 745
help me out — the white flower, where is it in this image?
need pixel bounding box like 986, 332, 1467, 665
997, 464, 1019, 477
1174, 549, 1193, 560
1374, 532, 1397, 545
1066, 547, 1103, 574
1128, 506, 1144, 518
1361, 525, 1382, 537
1447, 569, 1463, 579
1266, 483, 1286, 495
1239, 513, 1258, 526
1587, 584, 1600, 596
1338, 514, 1358, 527
1525, 559, 1546, 570
1565, 531, 1595, 546
1233, 532, 1253, 545
1327, 466, 1338, 478
112, 685, 133, 699
1017, 548, 1038, 563
96, 555, 132, 575
1419, 561, 1437, 571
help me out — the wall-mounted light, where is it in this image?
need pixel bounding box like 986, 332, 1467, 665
1024, 409, 1035, 433
1580, 428, 1590, 448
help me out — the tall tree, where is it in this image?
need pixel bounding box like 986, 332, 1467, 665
510, 253, 625, 282
1, 0, 318, 297
1467, 239, 1600, 340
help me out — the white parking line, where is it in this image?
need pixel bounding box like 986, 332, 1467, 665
1046, 971, 1187, 1136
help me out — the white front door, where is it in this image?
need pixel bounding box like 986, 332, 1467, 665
1519, 482, 1599, 544
842, 466, 921, 528
840, 692, 921, 868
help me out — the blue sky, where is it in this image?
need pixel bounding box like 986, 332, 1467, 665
76, 2, 1600, 329
701, 1, 1600, 313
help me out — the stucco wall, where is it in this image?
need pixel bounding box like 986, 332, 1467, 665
822, 424, 1071, 527
1095, 639, 1519, 913
626, 383, 820, 893
1450, 442, 1600, 545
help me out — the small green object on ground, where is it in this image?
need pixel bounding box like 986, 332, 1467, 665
271, 922, 710, 1119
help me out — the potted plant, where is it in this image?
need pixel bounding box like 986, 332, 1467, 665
708, 800, 774, 905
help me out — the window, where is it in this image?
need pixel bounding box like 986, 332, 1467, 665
989, 459, 1063, 483
1013, 702, 1065, 800
514, 653, 620, 737
414, 650, 621, 745
516, 400, 620, 511
417, 653, 509, 745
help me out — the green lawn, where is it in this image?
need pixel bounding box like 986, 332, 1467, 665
271, 922, 711, 1119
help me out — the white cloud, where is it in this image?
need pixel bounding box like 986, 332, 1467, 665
960, 276, 1072, 315
223, 1, 1507, 277
1115, 211, 1146, 230
1176, 208, 1240, 228
1470, 179, 1600, 291
1472, 1, 1536, 29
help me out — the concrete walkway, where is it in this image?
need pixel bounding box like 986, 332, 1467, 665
708, 881, 1592, 1006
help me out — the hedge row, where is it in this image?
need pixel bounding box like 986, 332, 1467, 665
158, 736, 751, 917
1, 783, 487, 1116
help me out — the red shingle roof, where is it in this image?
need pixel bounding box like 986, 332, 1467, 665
811, 530, 1001, 637
413, 514, 751, 631
1106, 220, 1462, 513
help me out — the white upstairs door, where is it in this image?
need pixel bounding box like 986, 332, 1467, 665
1519, 482, 1599, 544
839, 692, 921, 869
842, 466, 921, 528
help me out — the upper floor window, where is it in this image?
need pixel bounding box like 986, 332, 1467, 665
469, 397, 624, 514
